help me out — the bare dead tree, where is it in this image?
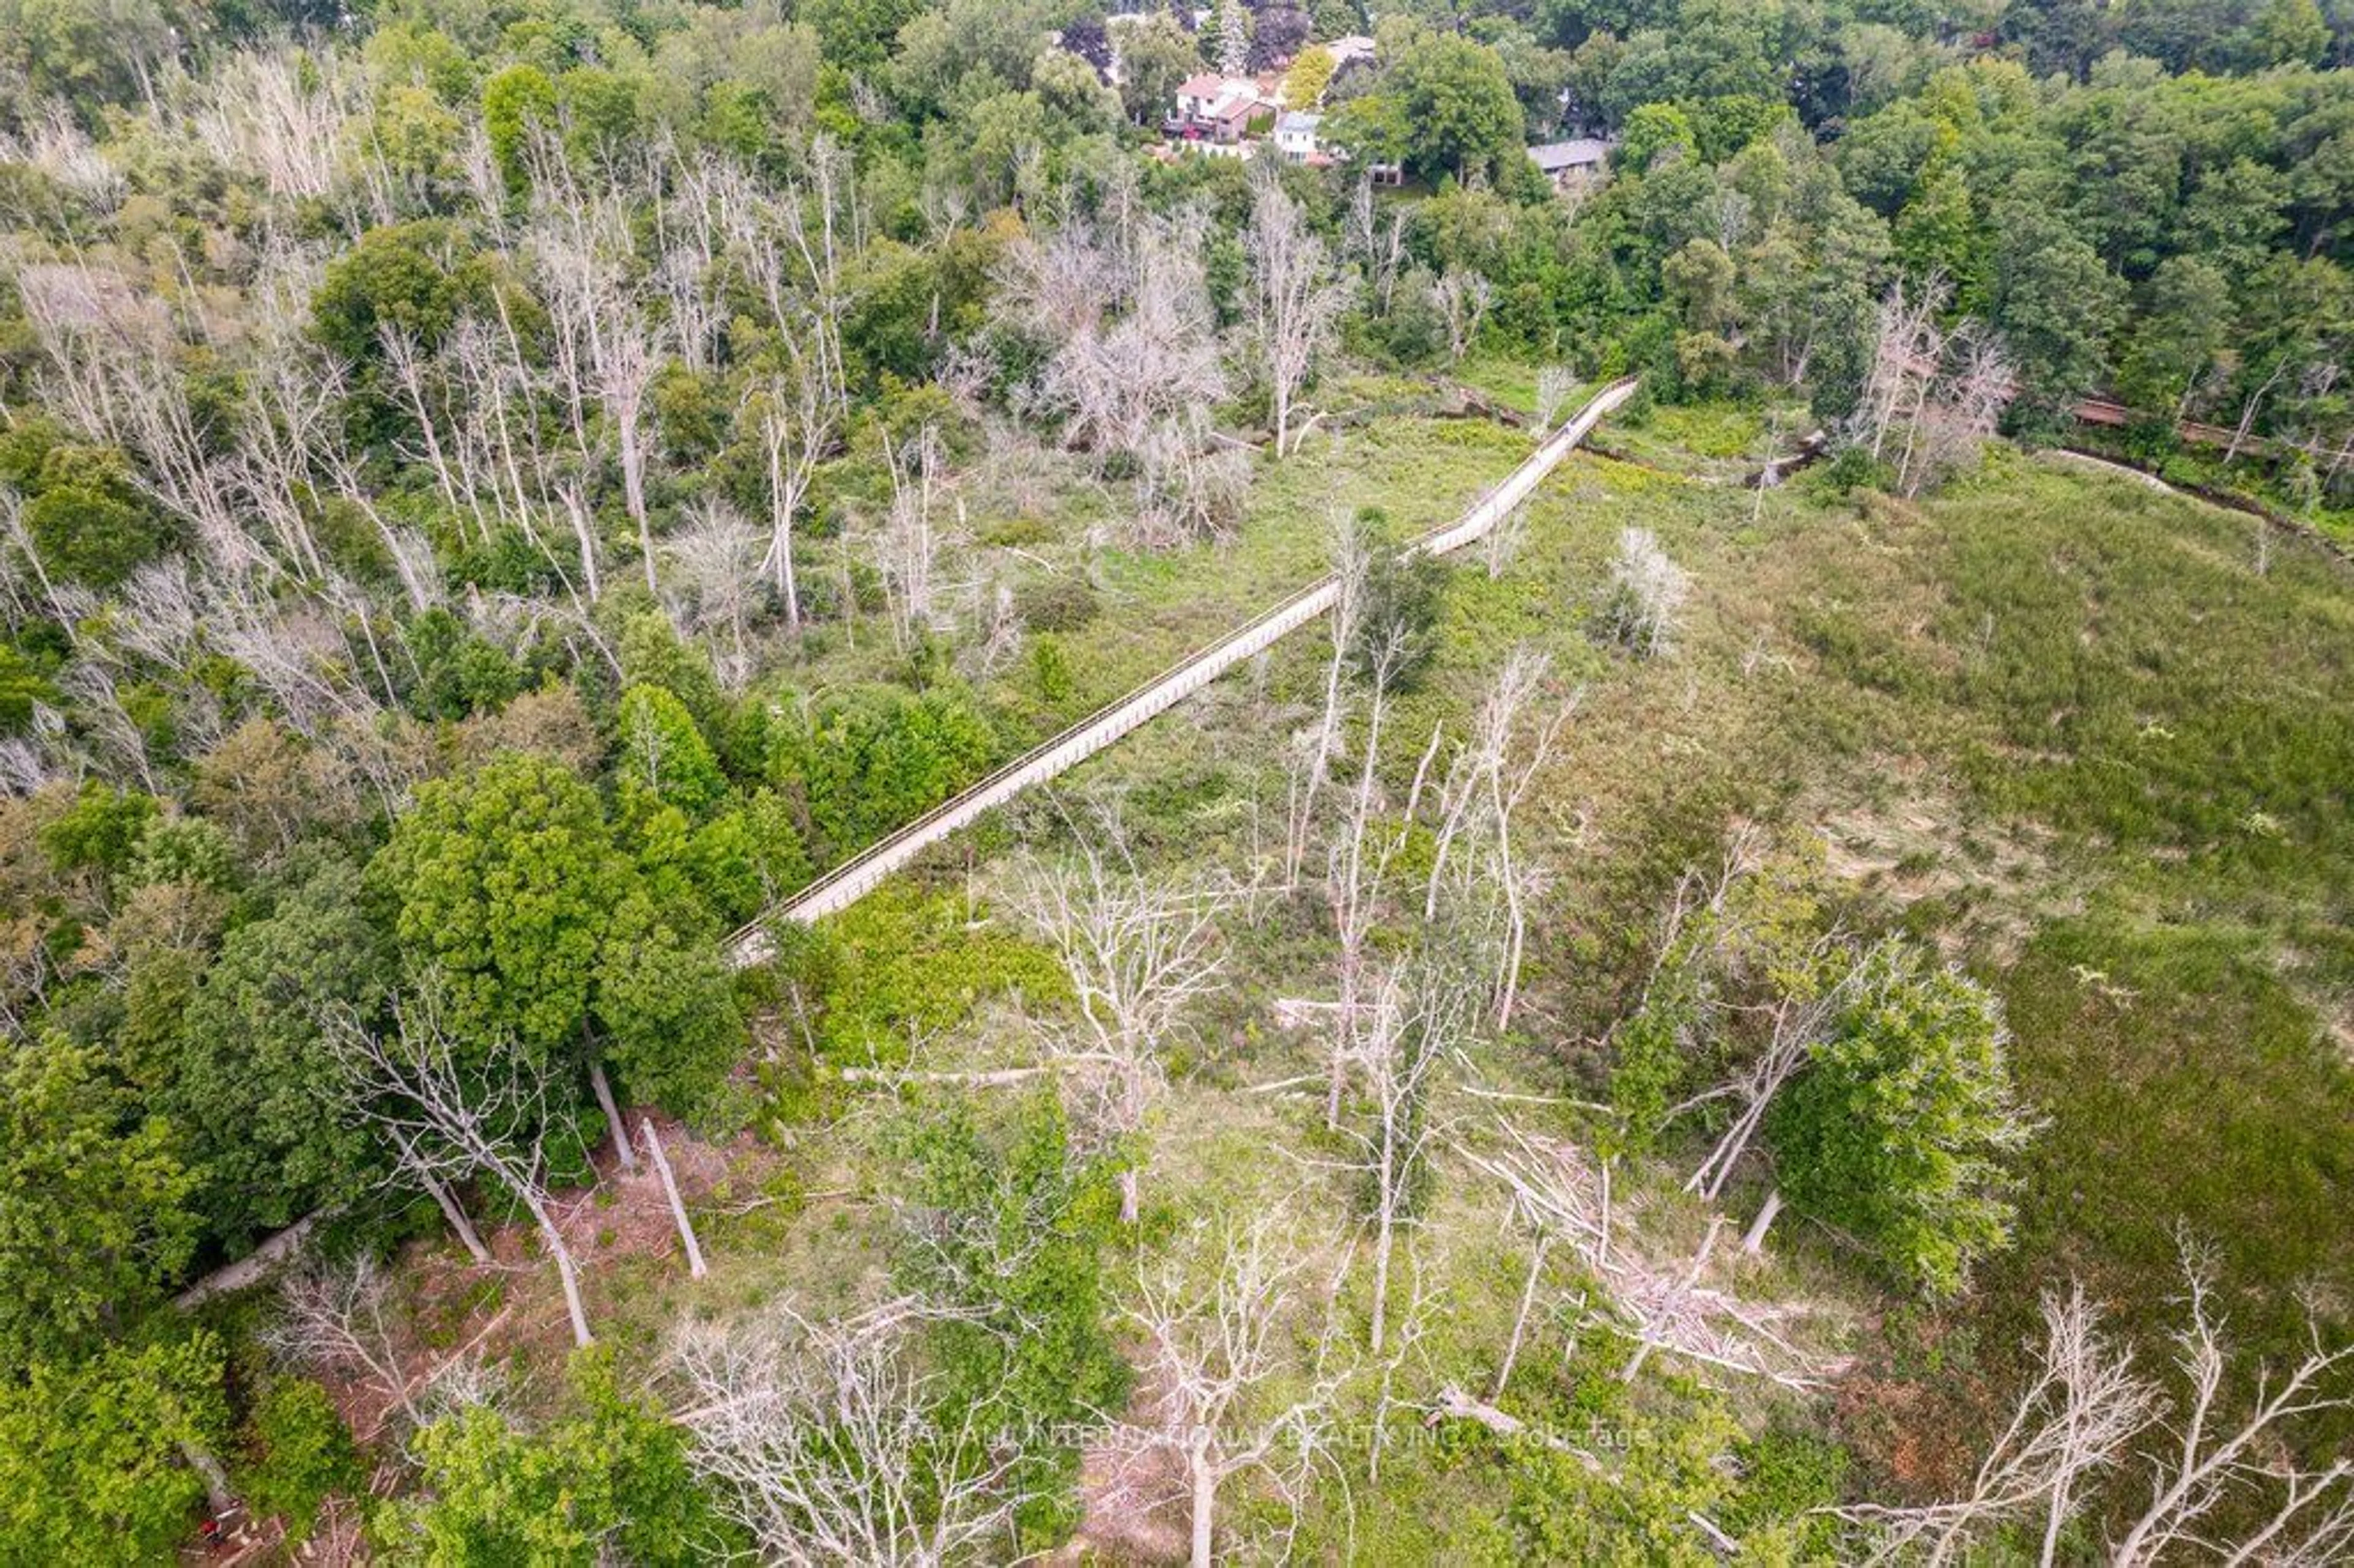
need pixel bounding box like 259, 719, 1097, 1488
1244, 170, 1353, 457
1004, 205, 1238, 544
1902, 322, 2016, 499
1837, 1282, 2157, 1566
57, 660, 158, 793
185, 47, 357, 201
524, 175, 670, 590
1283, 512, 1369, 886
1853, 277, 2017, 498
1433, 268, 1493, 364
1596, 526, 1690, 660
1860, 276, 1947, 466
1326, 959, 1475, 1355
2111, 1233, 2354, 1566
322, 988, 596, 1348
1107, 1212, 1350, 1568
1468, 1122, 1836, 1393
1013, 833, 1234, 1224
751, 358, 833, 629
641, 1119, 707, 1279
2228, 361, 2292, 464
1480, 501, 1529, 580
666, 500, 765, 691
1319, 599, 1421, 1129
776, 137, 861, 412
602, 307, 665, 594
1343, 174, 1406, 316
1419, 649, 1575, 1030
877, 422, 948, 653
1679, 942, 1859, 1206
657, 246, 720, 376
0, 100, 125, 208
263, 1255, 419, 1433
964, 577, 1024, 682
992, 209, 1119, 346
1365, 1260, 1444, 1486
673, 1302, 1025, 1566
17, 260, 265, 576
1835, 1247, 2354, 1564
1535, 368, 1577, 435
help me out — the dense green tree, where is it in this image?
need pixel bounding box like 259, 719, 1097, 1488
2119, 255, 2234, 421
1116, 12, 1200, 124
1033, 45, 1122, 132
1594, 0, 1790, 124
895, 1097, 1129, 1545
893, 0, 1057, 118
0, 1032, 199, 1366
481, 63, 558, 196
1617, 101, 1699, 174
21, 471, 175, 590
125, 814, 237, 896
374, 1351, 725, 1566
1767, 941, 2030, 1296
0, 644, 55, 737
2180, 158, 2291, 281
169, 854, 392, 1248
401, 609, 524, 721
555, 65, 644, 173
311, 221, 492, 365
1347, 516, 1448, 691
1388, 31, 1526, 181
595, 893, 745, 1121
617, 611, 731, 752
0, 0, 189, 118
1988, 198, 2129, 421
1321, 89, 1413, 170
798, 0, 933, 73
788, 683, 997, 858
1891, 161, 1981, 294
615, 683, 729, 823
368, 754, 632, 1063
37, 779, 159, 888
0, 1332, 229, 1565
2006, 0, 2112, 80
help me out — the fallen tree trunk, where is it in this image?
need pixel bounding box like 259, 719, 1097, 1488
1742, 430, 1829, 489
175, 1209, 330, 1310
1425, 1384, 1602, 1469
642, 1117, 707, 1280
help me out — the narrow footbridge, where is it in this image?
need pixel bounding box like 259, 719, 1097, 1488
725, 376, 1642, 968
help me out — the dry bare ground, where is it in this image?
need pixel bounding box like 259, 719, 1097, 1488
298, 1115, 772, 1445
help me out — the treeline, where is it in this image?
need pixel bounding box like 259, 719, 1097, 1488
1319, 4, 2354, 493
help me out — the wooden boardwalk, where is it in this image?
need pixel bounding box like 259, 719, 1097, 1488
725, 376, 1641, 967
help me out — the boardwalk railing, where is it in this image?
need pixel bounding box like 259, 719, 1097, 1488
726, 376, 1641, 967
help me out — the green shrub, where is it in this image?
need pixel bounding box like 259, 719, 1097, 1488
783, 885, 1067, 1067
1012, 575, 1099, 633
242, 1379, 364, 1546
893, 1096, 1128, 1550
780, 683, 999, 859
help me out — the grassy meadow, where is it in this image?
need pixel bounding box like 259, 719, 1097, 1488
779, 390, 2354, 1520
423, 378, 2354, 1548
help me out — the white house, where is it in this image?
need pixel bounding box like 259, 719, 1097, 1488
1274, 110, 1324, 164
1175, 73, 1230, 124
